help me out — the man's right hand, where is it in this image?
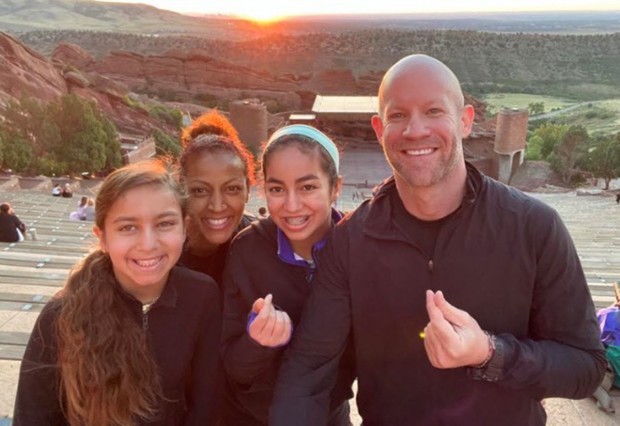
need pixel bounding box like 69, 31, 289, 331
248, 294, 292, 348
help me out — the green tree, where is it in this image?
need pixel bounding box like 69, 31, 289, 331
100, 118, 122, 171
0, 95, 121, 175
0, 134, 35, 172
528, 101, 545, 115
151, 128, 181, 158
527, 123, 569, 161
47, 94, 121, 175
581, 134, 620, 190
0, 98, 39, 173
550, 125, 589, 184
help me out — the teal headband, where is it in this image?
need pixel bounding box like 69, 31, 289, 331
266, 124, 339, 172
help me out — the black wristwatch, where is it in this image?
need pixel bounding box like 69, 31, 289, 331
467, 333, 504, 382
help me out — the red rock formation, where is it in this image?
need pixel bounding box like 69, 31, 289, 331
0, 31, 67, 105
305, 69, 359, 94
57, 47, 380, 110
0, 32, 176, 139
51, 43, 95, 70
0, 32, 494, 155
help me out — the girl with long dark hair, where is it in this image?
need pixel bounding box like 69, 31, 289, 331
14, 159, 222, 425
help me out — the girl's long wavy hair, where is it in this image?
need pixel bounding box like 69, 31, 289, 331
55, 159, 187, 426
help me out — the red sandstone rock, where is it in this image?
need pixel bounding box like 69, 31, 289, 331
0, 31, 67, 103
51, 43, 95, 70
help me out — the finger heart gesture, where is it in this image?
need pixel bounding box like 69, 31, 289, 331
248, 294, 293, 348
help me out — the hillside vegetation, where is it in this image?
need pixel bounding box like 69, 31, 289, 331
18, 29, 620, 101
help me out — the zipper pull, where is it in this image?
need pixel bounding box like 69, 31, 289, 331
428, 259, 434, 272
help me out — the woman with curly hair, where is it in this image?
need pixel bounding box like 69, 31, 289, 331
13, 159, 222, 425
177, 110, 256, 288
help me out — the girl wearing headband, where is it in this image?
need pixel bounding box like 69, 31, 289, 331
220, 125, 355, 425
178, 111, 256, 288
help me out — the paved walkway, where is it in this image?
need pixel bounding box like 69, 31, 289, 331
1, 150, 619, 424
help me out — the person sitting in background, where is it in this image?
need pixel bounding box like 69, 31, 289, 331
82, 199, 96, 221
69, 196, 89, 221
52, 184, 62, 197
61, 183, 73, 198
0, 202, 27, 242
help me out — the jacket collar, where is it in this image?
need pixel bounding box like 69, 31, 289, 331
116, 266, 179, 310
364, 162, 482, 239
277, 208, 343, 268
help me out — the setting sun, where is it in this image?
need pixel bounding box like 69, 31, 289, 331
237, 6, 287, 24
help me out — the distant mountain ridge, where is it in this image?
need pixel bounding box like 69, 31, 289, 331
3, 2, 620, 103
0, 0, 251, 37
3, 1, 620, 35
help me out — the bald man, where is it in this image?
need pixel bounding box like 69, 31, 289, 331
270, 55, 605, 425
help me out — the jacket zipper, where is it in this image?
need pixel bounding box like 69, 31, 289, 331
142, 304, 153, 331
142, 310, 149, 330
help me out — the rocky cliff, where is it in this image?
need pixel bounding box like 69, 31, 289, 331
0, 32, 67, 108
0, 31, 491, 141
51, 44, 385, 111
0, 32, 176, 137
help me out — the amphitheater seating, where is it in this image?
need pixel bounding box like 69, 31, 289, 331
0, 188, 619, 362
0, 190, 95, 361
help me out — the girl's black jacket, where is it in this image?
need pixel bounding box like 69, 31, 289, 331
178, 213, 255, 289
221, 217, 355, 425
13, 266, 223, 425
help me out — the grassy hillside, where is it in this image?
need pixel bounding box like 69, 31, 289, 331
484, 92, 620, 136
544, 101, 620, 135
0, 0, 251, 37
482, 94, 576, 115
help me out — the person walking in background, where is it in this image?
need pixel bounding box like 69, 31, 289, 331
221, 125, 355, 425
177, 110, 256, 287
271, 54, 606, 425
0, 202, 28, 242
13, 159, 223, 425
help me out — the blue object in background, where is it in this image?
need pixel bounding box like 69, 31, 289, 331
598, 306, 620, 346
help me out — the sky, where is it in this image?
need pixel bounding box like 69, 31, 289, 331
96, 1, 620, 21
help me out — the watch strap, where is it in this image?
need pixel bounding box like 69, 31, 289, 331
467, 333, 504, 382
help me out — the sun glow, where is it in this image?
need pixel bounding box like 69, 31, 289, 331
237, 7, 287, 24
94, 1, 620, 17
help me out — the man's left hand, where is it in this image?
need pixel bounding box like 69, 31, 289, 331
423, 290, 490, 369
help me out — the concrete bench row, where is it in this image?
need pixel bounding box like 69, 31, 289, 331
1, 189, 620, 363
